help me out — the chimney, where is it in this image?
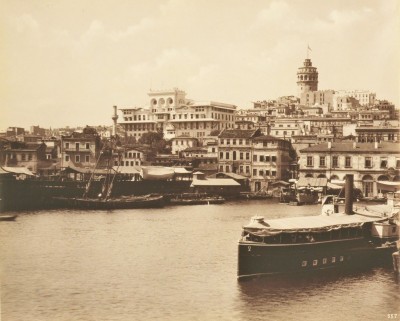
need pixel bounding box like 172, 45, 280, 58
345, 174, 354, 215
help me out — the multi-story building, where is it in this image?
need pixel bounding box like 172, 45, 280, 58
218, 129, 260, 175
332, 96, 360, 111
298, 141, 400, 197
251, 135, 293, 191
1, 141, 47, 173
119, 88, 237, 141
171, 136, 198, 155
335, 90, 376, 107
269, 118, 305, 140
60, 129, 101, 170
300, 90, 335, 108
217, 129, 294, 191
356, 121, 400, 143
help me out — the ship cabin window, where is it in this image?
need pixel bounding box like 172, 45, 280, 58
322, 258, 327, 264
332, 257, 336, 263
339, 256, 344, 262
302, 261, 307, 267
313, 259, 318, 266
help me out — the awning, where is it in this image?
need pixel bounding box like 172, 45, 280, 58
297, 177, 328, 188
327, 182, 343, 190
377, 181, 400, 192
0, 166, 35, 176
174, 168, 192, 174
62, 165, 110, 175
112, 166, 140, 174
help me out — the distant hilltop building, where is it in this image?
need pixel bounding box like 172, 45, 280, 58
118, 88, 237, 141
297, 58, 318, 96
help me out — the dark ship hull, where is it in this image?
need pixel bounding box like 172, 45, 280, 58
238, 237, 396, 279
52, 194, 165, 210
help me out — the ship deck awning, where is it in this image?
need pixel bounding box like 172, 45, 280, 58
244, 210, 390, 234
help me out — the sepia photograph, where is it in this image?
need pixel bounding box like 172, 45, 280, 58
0, 0, 399, 320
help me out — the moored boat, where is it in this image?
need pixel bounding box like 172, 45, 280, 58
0, 214, 18, 221
167, 193, 225, 205
238, 174, 400, 280
53, 194, 165, 210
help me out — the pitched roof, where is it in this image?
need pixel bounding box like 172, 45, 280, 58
218, 129, 259, 139
253, 135, 283, 142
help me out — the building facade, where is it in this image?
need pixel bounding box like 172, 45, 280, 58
298, 142, 400, 197
119, 88, 237, 141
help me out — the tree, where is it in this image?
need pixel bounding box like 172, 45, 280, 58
138, 131, 164, 146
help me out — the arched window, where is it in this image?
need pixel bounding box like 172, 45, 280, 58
305, 173, 313, 178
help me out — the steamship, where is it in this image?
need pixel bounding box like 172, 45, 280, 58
238, 175, 400, 280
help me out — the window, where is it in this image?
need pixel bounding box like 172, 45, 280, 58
75, 155, 80, 162
21, 153, 26, 161
76, 143, 80, 151
260, 155, 264, 162
225, 165, 230, 172
219, 165, 223, 172
332, 156, 338, 168
271, 171, 276, 177
396, 158, 400, 169
226, 152, 229, 160
345, 156, 351, 168
259, 170, 263, 176
85, 143, 90, 149
239, 165, 243, 173
219, 152, 223, 159
271, 156, 276, 162
246, 166, 250, 174
365, 157, 373, 168
227, 139, 230, 145
313, 260, 318, 266
233, 139, 236, 145
240, 153, 243, 160
322, 258, 327, 264
307, 156, 313, 167
320, 156, 326, 167
302, 261, 308, 267
253, 169, 257, 176
246, 153, 250, 160
65, 142, 70, 149
28, 154, 33, 161
380, 158, 388, 169
253, 155, 257, 162
331, 257, 336, 263
85, 155, 90, 162
65, 155, 70, 162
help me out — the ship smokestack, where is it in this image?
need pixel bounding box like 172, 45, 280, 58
345, 174, 354, 215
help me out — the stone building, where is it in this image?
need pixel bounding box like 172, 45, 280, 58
298, 141, 400, 197
118, 88, 236, 141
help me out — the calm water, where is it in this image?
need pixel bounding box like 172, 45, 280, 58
1, 200, 399, 321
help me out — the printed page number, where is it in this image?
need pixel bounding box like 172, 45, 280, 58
388, 314, 397, 319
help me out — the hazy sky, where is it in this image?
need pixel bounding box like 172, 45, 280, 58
1, 0, 399, 130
